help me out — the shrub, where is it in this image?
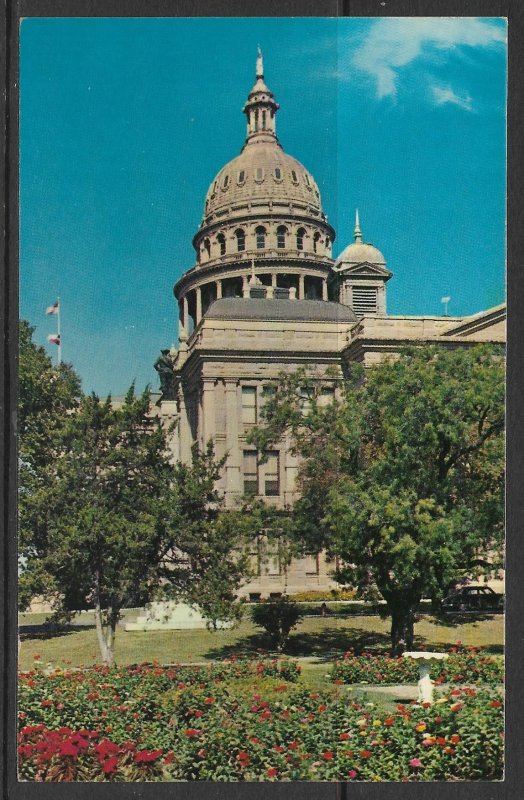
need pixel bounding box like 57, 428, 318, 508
288, 589, 357, 602
251, 599, 303, 652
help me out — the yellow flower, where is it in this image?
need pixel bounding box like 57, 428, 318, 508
415, 723, 426, 732
373, 720, 382, 727
360, 730, 368, 737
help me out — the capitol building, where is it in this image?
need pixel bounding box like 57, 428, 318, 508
155, 51, 505, 599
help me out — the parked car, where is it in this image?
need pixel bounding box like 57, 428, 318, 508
441, 585, 503, 614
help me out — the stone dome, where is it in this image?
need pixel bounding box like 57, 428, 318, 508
203, 143, 323, 220
335, 241, 386, 267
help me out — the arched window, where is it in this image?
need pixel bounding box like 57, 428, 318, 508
254, 110, 259, 131
255, 226, 266, 250
222, 175, 229, 189
255, 167, 264, 182
313, 232, 321, 253
296, 228, 306, 251
262, 111, 267, 129
238, 170, 245, 184
277, 225, 287, 249
325, 236, 331, 253
304, 174, 311, 189
203, 238, 211, 259
274, 167, 282, 180
217, 233, 226, 256
291, 170, 298, 184
235, 229, 246, 252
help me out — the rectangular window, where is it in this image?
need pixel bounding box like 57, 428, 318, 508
264, 451, 280, 497
299, 386, 314, 414
243, 451, 258, 496
305, 553, 320, 576
351, 286, 378, 315
319, 387, 335, 407
242, 386, 257, 425
266, 542, 281, 576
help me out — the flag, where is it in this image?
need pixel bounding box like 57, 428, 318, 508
47, 334, 60, 345
46, 301, 59, 315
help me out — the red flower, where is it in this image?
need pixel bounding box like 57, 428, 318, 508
33, 654, 40, 661
267, 767, 278, 777
409, 758, 423, 769
134, 749, 163, 763
450, 703, 464, 712
437, 737, 447, 746
237, 751, 250, 766
490, 700, 502, 708
274, 745, 284, 753
288, 740, 299, 749
102, 756, 119, 774
184, 728, 200, 737
164, 751, 175, 764
444, 747, 456, 755
384, 718, 394, 726
323, 751, 334, 760
434, 716, 444, 723
339, 732, 351, 740
348, 769, 358, 779
318, 704, 327, 712
59, 740, 79, 757
360, 750, 372, 758
260, 709, 272, 720
194, 710, 204, 718
450, 734, 461, 744
204, 696, 215, 705
40, 699, 52, 707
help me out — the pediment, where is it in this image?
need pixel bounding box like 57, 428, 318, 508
337, 262, 391, 278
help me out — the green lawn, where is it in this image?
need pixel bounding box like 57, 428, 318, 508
18, 611, 503, 674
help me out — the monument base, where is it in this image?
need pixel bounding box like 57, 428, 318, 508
124, 601, 233, 631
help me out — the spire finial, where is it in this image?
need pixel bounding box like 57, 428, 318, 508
256, 46, 264, 79
354, 208, 362, 242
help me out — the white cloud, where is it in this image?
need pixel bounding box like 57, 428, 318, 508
431, 84, 474, 111
351, 17, 506, 99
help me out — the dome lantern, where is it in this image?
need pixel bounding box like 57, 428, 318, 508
242, 48, 280, 146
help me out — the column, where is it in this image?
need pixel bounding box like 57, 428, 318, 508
242, 276, 250, 298
201, 379, 216, 447
299, 274, 305, 300
216, 279, 222, 299
224, 380, 241, 506
196, 286, 202, 325
178, 388, 192, 464
322, 278, 328, 301
271, 273, 277, 287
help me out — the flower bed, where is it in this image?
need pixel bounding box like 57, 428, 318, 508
330, 646, 503, 686
18, 658, 503, 781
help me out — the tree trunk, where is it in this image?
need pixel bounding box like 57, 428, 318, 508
390, 605, 416, 656
92, 572, 114, 665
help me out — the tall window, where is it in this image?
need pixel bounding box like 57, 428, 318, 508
255, 226, 266, 250
235, 228, 246, 252
255, 167, 264, 181
296, 228, 306, 251
274, 167, 282, 180
254, 110, 259, 131
291, 170, 298, 184
242, 386, 257, 424
263, 451, 280, 496
277, 226, 287, 249
313, 232, 321, 253
203, 239, 211, 259
262, 110, 267, 129
243, 451, 258, 496
222, 175, 229, 189
238, 170, 245, 184
217, 233, 226, 256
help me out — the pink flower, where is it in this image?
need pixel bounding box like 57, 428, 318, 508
348, 769, 358, 779
409, 758, 423, 769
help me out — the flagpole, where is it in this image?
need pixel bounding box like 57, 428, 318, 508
57, 297, 61, 366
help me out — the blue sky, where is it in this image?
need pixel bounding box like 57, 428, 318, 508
20, 16, 507, 396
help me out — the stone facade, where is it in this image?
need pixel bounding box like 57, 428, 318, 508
156, 52, 505, 599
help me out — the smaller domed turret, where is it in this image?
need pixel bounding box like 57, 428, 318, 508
332, 210, 392, 316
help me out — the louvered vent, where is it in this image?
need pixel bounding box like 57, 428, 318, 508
352, 286, 378, 315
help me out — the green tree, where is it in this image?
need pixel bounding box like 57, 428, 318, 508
250, 345, 504, 654
21, 370, 251, 662
18, 320, 82, 607
157, 443, 251, 630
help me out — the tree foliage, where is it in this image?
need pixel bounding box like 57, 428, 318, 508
19, 322, 251, 662
250, 345, 504, 654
